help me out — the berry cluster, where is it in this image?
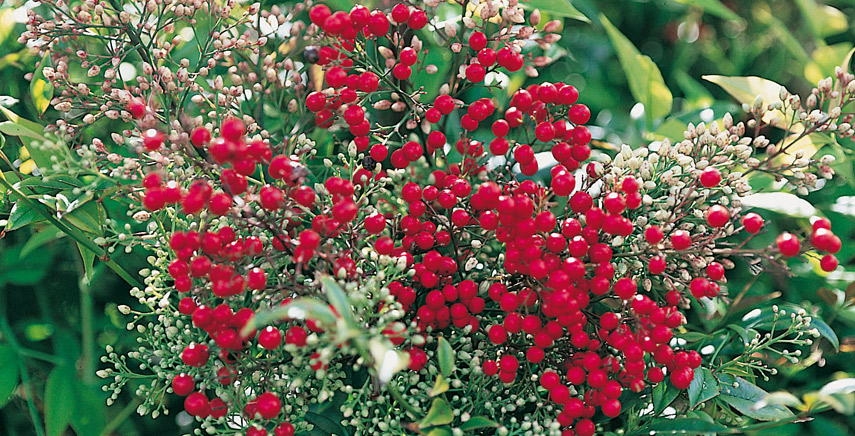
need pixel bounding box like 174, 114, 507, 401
59, 1, 850, 436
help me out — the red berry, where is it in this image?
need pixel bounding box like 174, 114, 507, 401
469, 31, 487, 51
705, 205, 730, 228
670, 230, 692, 250
742, 213, 764, 233
126, 98, 147, 119
256, 392, 282, 420
390, 3, 410, 23
699, 167, 722, 187
820, 254, 838, 272
172, 373, 195, 396
258, 326, 282, 350
644, 226, 664, 244
776, 232, 800, 257
142, 129, 165, 151
184, 392, 210, 417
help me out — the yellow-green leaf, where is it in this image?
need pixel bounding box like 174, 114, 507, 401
703, 75, 792, 129
30, 53, 53, 115
419, 398, 454, 428
805, 43, 853, 85
430, 374, 450, 397
519, 0, 589, 23
601, 14, 672, 125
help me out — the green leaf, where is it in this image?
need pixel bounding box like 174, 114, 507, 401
795, 0, 848, 38
601, 14, 672, 125
688, 367, 719, 409
30, 53, 54, 115
77, 242, 96, 285
436, 337, 455, 377
459, 416, 499, 431
671, 0, 742, 22
419, 398, 454, 428
304, 411, 350, 436
627, 418, 728, 436
717, 374, 794, 421
809, 317, 839, 351
320, 275, 356, 327
1, 242, 53, 286
702, 75, 791, 129
45, 365, 76, 436
425, 427, 452, 436
430, 374, 450, 397
70, 384, 105, 436
20, 225, 65, 257
0, 344, 19, 408
5, 200, 44, 231
0, 121, 45, 141
652, 380, 680, 415
244, 298, 337, 336
0, 106, 46, 137
519, 0, 589, 22
805, 43, 853, 85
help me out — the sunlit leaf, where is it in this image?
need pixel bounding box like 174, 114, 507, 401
430, 374, 450, 397
30, 53, 54, 115
519, 0, 589, 22
602, 15, 672, 125
740, 192, 816, 218
703, 75, 792, 129
805, 43, 853, 85
419, 398, 454, 428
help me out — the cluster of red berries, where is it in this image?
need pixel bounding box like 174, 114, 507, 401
117, 3, 842, 435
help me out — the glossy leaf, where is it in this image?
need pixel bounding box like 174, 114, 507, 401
740, 192, 816, 218
688, 367, 719, 409
652, 380, 680, 414
810, 317, 840, 351
718, 374, 794, 421
601, 15, 672, 125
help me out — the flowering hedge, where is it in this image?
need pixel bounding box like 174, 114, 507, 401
2, 1, 855, 436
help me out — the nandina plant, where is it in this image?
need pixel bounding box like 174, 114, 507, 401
8, 0, 855, 435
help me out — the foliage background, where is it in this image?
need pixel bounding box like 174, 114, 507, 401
0, 0, 854, 435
